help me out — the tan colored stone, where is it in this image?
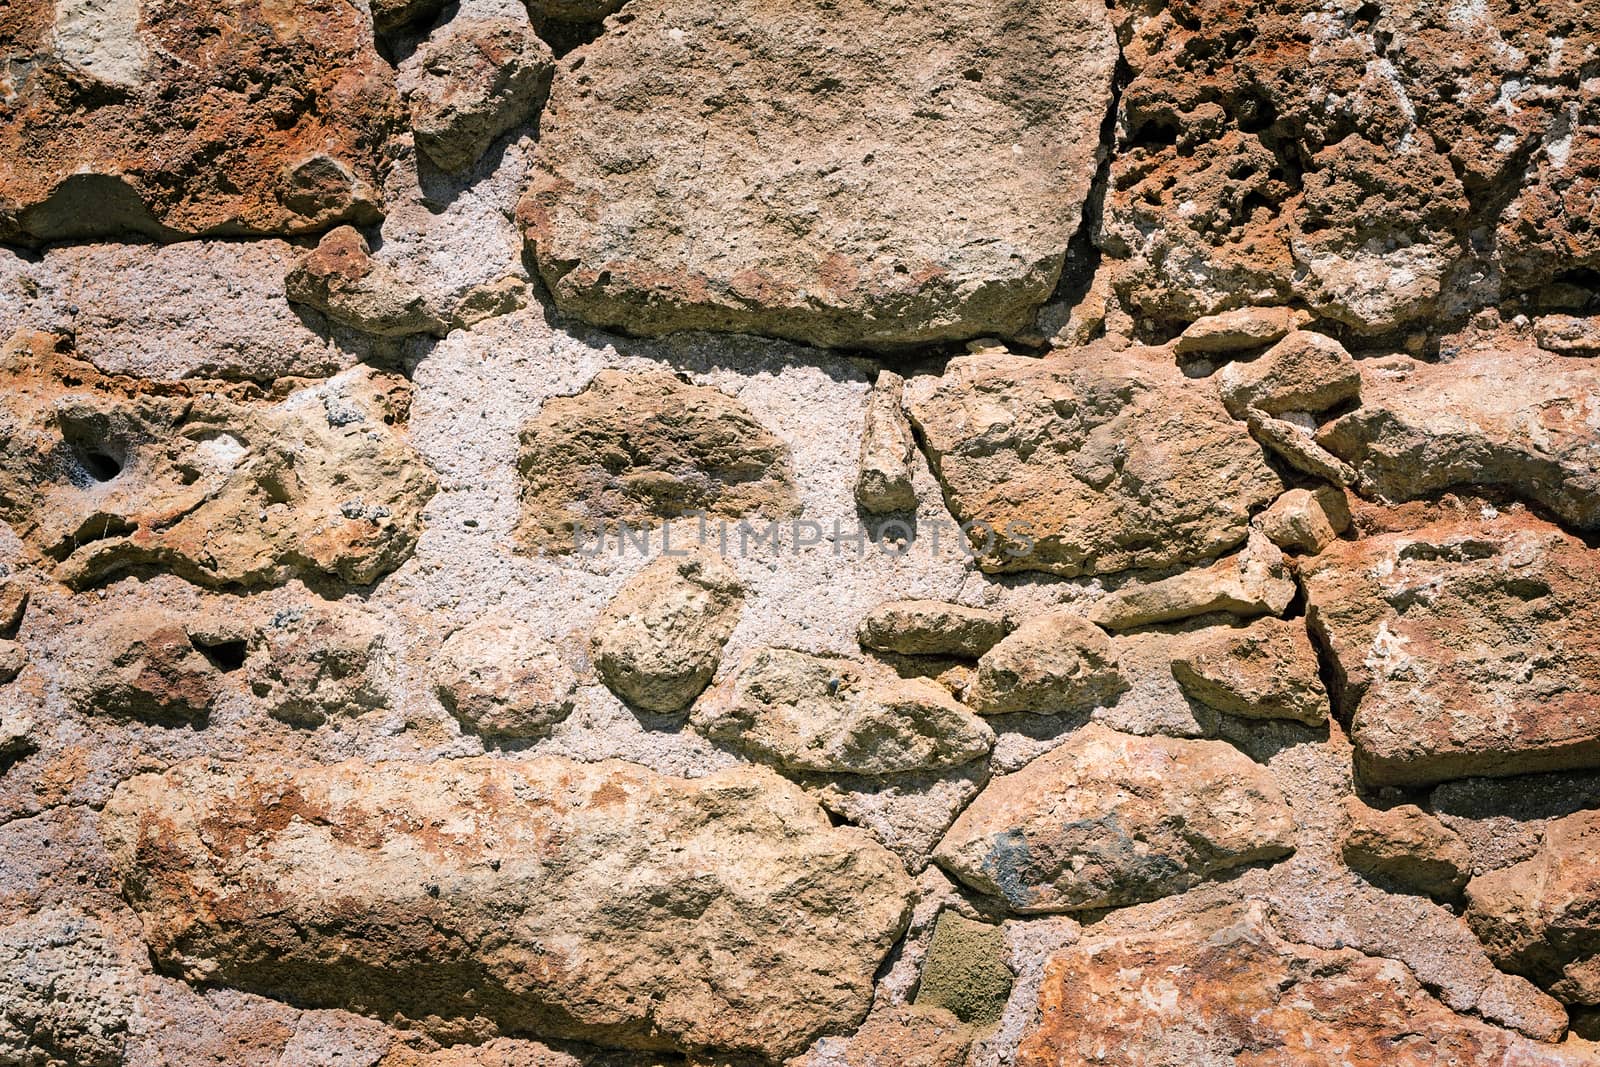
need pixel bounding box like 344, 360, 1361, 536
246, 603, 389, 728
1170, 617, 1328, 726
934, 724, 1295, 913
0, 0, 396, 242
857, 600, 1007, 659
285, 226, 446, 338
798, 1005, 971, 1067
515, 370, 798, 554
1343, 798, 1472, 901
966, 609, 1124, 716
1245, 410, 1359, 486
1320, 348, 1600, 532
1468, 809, 1600, 1008
1254, 486, 1350, 554
1303, 509, 1600, 787
435, 615, 577, 739
1535, 315, 1600, 355
591, 549, 744, 714
1016, 902, 1593, 1067
692, 648, 994, 777
519, 0, 1116, 349
62, 605, 225, 724
1216, 330, 1360, 419
905, 348, 1283, 576
0, 332, 435, 590
1173, 306, 1301, 355
1089, 532, 1295, 631
854, 371, 917, 514
102, 756, 915, 1061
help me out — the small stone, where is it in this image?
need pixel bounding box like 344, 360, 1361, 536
854, 370, 918, 514
435, 615, 577, 739
1170, 617, 1328, 725
247, 605, 389, 728
692, 647, 995, 777
935, 724, 1295, 913
0, 577, 27, 636
65, 607, 222, 724
398, 15, 555, 173
914, 912, 1013, 1026
857, 600, 1008, 659
371, 0, 448, 33
1254, 486, 1350, 553
1246, 410, 1359, 486
1534, 314, 1600, 354
591, 548, 744, 714
0, 909, 142, 1067
285, 226, 447, 338
1090, 531, 1295, 631
1216, 330, 1361, 419
966, 608, 1124, 716
0, 639, 24, 685
1173, 306, 1301, 355
798, 1004, 972, 1067
1342, 798, 1472, 901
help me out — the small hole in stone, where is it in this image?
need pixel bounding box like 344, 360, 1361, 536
81, 451, 122, 481
962, 68, 983, 81
191, 637, 248, 672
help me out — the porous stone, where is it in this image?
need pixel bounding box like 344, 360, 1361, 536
515, 370, 799, 554
398, 15, 555, 173
434, 615, 578, 739
246, 604, 390, 728
1170, 617, 1328, 727
905, 348, 1283, 576
1303, 508, 1600, 788
1535, 315, 1600, 355
966, 609, 1124, 717
0, 332, 435, 590
1320, 348, 1600, 531
102, 756, 915, 1062
1089, 532, 1296, 631
913, 913, 1013, 1027
1254, 486, 1350, 554
371, 0, 449, 33
1015, 902, 1594, 1067
1342, 799, 1472, 902
591, 549, 744, 714
62, 606, 224, 724
1216, 330, 1360, 419
934, 724, 1295, 913
857, 600, 1008, 660
0, 0, 396, 242
284, 226, 447, 338
798, 1005, 972, 1067
692, 648, 995, 777
518, 0, 1117, 349
854, 371, 918, 515
1173, 307, 1301, 355
0, 908, 143, 1067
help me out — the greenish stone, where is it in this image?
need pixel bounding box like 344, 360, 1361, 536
913, 912, 1013, 1026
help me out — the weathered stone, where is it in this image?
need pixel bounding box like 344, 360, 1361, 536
1170, 617, 1328, 726
62, 606, 223, 724
805, 765, 988, 873
0, 577, 27, 637
285, 226, 447, 339
1496, 106, 1600, 293
966, 609, 1124, 716
247, 604, 389, 728
1173, 307, 1301, 355
1320, 348, 1600, 531
1216, 330, 1360, 419
905, 348, 1283, 576
434, 615, 577, 739
398, 15, 554, 173
857, 600, 1007, 660
591, 549, 744, 714
518, 0, 1117, 349
1303, 509, 1600, 788
1246, 410, 1359, 487
516, 370, 798, 554
1089, 532, 1295, 631
103, 756, 914, 1061
1536, 315, 1600, 355
0, 909, 142, 1067
0, 639, 24, 686
1254, 486, 1350, 554
1343, 799, 1472, 901
913, 913, 1012, 1026
934, 724, 1295, 913
0, 332, 436, 590
799, 1005, 972, 1067
371, 0, 449, 33
692, 648, 994, 777
1016, 902, 1593, 1067
854, 371, 917, 515
380, 1037, 675, 1067
0, 0, 396, 243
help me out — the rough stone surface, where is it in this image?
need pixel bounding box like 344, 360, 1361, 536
906, 348, 1284, 577
62, 606, 224, 724
854, 372, 918, 515
434, 614, 578, 739
1255, 486, 1351, 554
519, 0, 1117, 349
1321, 347, 1600, 531
935, 724, 1296, 913
857, 600, 1007, 660
1536, 315, 1600, 355
0, 908, 143, 1067
516, 370, 799, 553
1343, 798, 1473, 901
967, 609, 1124, 717
1304, 507, 1600, 788
693, 648, 994, 777
399, 15, 554, 174
799, 1005, 972, 1067
1170, 617, 1329, 727
913, 913, 1012, 1026
1468, 809, 1600, 1008
102, 756, 915, 1062
0, 0, 396, 242
1216, 330, 1361, 419
285, 226, 447, 339
1089, 532, 1296, 631
1174, 307, 1301, 355
591, 549, 744, 713
246, 603, 390, 728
